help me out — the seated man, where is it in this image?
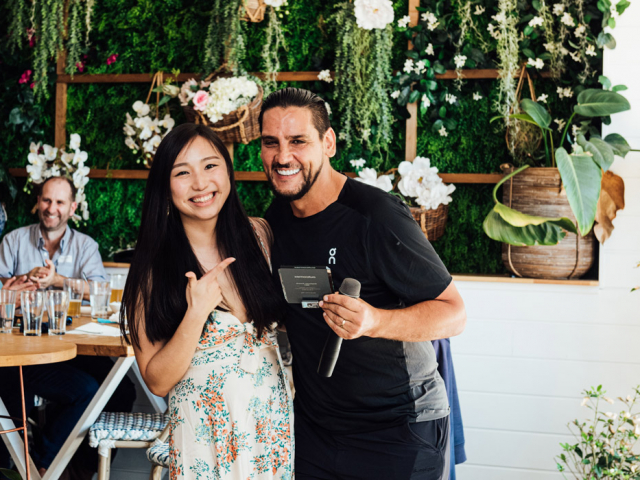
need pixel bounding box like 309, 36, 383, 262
0, 176, 136, 479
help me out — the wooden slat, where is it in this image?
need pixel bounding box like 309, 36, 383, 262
57, 71, 329, 84
452, 273, 598, 286
405, 0, 421, 162
9, 168, 503, 184
55, 52, 68, 149
56, 69, 551, 84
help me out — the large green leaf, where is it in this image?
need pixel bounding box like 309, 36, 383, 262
556, 147, 602, 236
574, 90, 631, 117
604, 133, 631, 158
588, 137, 615, 171
483, 209, 569, 246
520, 98, 552, 129
494, 203, 577, 232
0, 468, 22, 480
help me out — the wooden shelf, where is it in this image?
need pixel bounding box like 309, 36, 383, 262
101, 263, 598, 286
9, 168, 503, 184
56, 69, 551, 84
452, 274, 598, 286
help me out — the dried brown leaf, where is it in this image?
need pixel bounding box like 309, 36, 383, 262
594, 171, 625, 243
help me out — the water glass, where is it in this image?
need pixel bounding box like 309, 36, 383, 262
21, 291, 45, 336
109, 274, 126, 303
0, 289, 17, 333
46, 290, 69, 335
64, 278, 85, 318
89, 280, 111, 320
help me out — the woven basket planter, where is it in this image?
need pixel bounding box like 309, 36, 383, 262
183, 86, 263, 145
501, 167, 596, 279
409, 203, 448, 242
243, 0, 266, 22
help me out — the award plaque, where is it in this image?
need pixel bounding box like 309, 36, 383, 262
278, 266, 335, 308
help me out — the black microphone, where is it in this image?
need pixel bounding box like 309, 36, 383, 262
317, 278, 361, 377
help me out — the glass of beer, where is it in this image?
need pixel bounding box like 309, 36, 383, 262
89, 280, 111, 320
0, 289, 17, 333
21, 290, 45, 336
110, 274, 126, 303
64, 278, 84, 317
46, 290, 69, 335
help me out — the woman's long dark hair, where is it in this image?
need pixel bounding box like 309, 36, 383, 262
121, 123, 286, 348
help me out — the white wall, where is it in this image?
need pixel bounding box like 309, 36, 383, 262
455, 6, 640, 478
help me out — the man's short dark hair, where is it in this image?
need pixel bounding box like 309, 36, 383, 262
259, 87, 331, 138
39, 176, 78, 202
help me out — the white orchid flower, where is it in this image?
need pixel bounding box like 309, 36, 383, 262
126, 112, 135, 126
29, 142, 41, 154
355, 168, 393, 193
69, 133, 81, 151
132, 101, 150, 116
73, 150, 88, 166
139, 126, 153, 140
161, 114, 175, 130
26, 164, 43, 183
28, 152, 44, 166
43, 144, 58, 161
125, 137, 138, 150
123, 124, 136, 136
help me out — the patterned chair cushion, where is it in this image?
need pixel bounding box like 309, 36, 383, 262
146, 440, 170, 467
89, 412, 168, 447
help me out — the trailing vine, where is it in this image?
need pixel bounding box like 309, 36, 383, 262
261, 6, 287, 94
203, 0, 247, 74
332, 2, 394, 151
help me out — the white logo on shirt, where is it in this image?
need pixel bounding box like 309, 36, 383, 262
328, 248, 337, 265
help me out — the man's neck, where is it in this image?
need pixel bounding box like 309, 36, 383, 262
290, 168, 347, 218
39, 223, 67, 251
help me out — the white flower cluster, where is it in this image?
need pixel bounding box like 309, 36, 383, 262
453, 55, 467, 69
421, 11, 439, 30
26, 134, 91, 221
556, 86, 574, 99
354, 0, 394, 30
529, 16, 544, 27
527, 57, 545, 69
203, 77, 259, 124
397, 15, 410, 28
317, 70, 333, 83
397, 157, 455, 210
537, 93, 548, 103
355, 168, 394, 192
123, 101, 175, 160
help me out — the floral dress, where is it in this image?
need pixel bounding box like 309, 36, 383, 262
168, 310, 294, 480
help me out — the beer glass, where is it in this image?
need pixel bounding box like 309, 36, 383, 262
109, 274, 126, 303
64, 278, 85, 318
89, 280, 111, 320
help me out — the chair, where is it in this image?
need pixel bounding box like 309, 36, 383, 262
88, 412, 168, 480
145, 424, 170, 480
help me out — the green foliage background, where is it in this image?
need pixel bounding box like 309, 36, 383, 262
1, 0, 584, 274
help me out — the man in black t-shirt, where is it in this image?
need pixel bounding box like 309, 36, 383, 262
259, 88, 467, 480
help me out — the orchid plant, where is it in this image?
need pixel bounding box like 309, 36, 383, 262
353, 157, 456, 210
25, 134, 91, 221
123, 101, 175, 168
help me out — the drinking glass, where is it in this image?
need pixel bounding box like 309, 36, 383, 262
0, 289, 17, 333
109, 274, 126, 303
64, 278, 85, 318
46, 290, 69, 335
89, 280, 111, 320
21, 291, 45, 336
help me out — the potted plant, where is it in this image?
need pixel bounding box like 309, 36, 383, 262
483, 81, 631, 279
556, 385, 640, 479
353, 156, 455, 241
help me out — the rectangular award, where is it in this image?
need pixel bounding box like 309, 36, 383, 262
278, 266, 335, 308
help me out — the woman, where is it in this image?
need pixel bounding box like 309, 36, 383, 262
121, 124, 293, 479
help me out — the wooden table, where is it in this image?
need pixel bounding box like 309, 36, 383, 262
0, 337, 77, 480
0, 316, 166, 480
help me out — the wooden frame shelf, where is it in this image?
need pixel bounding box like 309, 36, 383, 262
9, 168, 503, 184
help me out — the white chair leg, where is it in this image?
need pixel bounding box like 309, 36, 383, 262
97, 447, 111, 480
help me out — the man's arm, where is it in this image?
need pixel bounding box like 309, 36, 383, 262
320, 280, 466, 342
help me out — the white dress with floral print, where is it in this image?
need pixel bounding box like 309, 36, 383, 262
168, 310, 294, 480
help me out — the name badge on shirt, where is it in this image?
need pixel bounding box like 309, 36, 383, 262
58, 255, 73, 264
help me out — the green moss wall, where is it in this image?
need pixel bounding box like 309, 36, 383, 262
0, 0, 550, 274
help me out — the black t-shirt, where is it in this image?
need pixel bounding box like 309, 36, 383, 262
265, 177, 452, 433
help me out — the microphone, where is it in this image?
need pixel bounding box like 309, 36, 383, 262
317, 278, 361, 377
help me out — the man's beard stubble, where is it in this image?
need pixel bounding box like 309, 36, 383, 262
267, 162, 323, 202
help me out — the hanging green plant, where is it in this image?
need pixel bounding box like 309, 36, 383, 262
7, 0, 95, 101
204, 0, 247, 74
261, 2, 288, 94
332, 1, 394, 152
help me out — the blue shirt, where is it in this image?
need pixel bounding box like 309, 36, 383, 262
0, 224, 107, 282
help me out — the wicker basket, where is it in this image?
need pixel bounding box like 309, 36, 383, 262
183, 86, 263, 145
243, 0, 266, 22
409, 203, 449, 242
501, 167, 596, 279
